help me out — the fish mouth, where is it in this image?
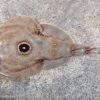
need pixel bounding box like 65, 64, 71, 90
3, 59, 44, 73
2, 56, 64, 75
11, 57, 63, 72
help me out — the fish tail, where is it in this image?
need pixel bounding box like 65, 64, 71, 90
70, 44, 100, 56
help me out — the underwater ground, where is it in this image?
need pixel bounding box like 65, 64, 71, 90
0, 0, 100, 100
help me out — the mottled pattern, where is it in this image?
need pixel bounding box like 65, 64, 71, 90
0, 0, 100, 100
0, 16, 74, 78
0, 16, 99, 79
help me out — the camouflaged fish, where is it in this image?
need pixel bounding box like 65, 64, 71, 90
0, 16, 99, 78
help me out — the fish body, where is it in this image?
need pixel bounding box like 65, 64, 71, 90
0, 16, 99, 78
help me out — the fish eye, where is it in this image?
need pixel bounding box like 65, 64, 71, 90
17, 41, 32, 55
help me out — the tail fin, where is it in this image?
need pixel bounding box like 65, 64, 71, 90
70, 44, 100, 56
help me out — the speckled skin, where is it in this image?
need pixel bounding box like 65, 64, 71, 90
0, 16, 99, 78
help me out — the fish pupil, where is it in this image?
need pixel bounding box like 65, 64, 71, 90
19, 43, 30, 53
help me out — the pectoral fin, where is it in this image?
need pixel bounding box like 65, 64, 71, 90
41, 24, 73, 44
